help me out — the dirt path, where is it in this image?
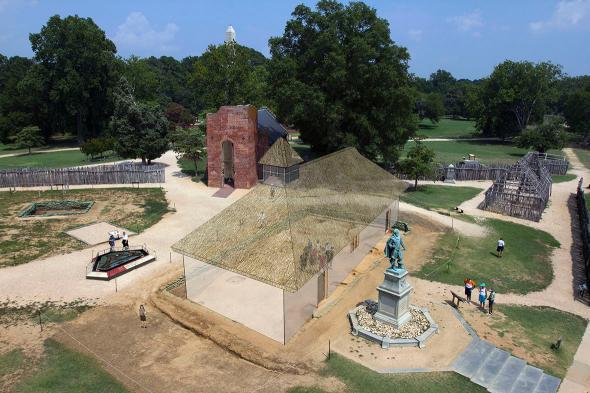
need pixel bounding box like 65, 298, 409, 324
0, 151, 250, 305
0, 147, 79, 158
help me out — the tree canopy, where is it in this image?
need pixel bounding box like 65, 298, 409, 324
475, 60, 562, 138
417, 93, 445, 123
190, 43, 269, 110
516, 118, 568, 153
110, 78, 169, 164
398, 140, 435, 189
268, 0, 416, 164
28, 15, 120, 142
170, 125, 207, 177
15, 125, 44, 154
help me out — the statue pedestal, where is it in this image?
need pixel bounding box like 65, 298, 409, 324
374, 268, 413, 328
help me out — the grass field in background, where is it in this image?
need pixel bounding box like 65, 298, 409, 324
0, 150, 120, 169
288, 353, 487, 393
401, 185, 482, 211
403, 140, 562, 164
415, 216, 559, 294
177, 157, 207, 183
490, 305, 587, 378
416, 118, 479, 139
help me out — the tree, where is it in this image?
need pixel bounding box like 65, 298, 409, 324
417, 93, 445, 123
564, 88, 590, 137
476, 60, 562, 138
15, 125, 44, 154
110, 78, 169, 164
268, 0, 416, 164
80, 136, 115, 159
29, 15, 120, 142
428, 69, 456, 96
516, 119, 568, 153
0, 55, 35, 142
397, 140, 435, 189
170, 125, 207, 177
190, 43, 269, 110
165, 103, 194, 128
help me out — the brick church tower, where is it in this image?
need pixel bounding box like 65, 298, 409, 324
206, 105, 259, 189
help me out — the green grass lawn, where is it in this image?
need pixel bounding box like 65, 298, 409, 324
415, 217, 559, 294
573, 148, 590, 170
400, 185, 482, 211
552, 173, 577, 183
13, 339, 128, 393
403, 140, 562, 165
177, 157, 207, 183
288, 353, 487, 393
416, 118, 479, 139
0, 348, 25, 377
0, 150, 120, 169
489, 306, 587, 378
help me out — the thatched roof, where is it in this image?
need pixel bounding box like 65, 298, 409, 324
173, 147, 402, 292
258, 138, 304, 167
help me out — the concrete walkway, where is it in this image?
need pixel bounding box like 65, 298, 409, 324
454, 338, 561, 393
404, 148, 590, 392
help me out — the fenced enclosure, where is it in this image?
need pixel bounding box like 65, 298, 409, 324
576, 178, 590, 286
391, 152, 569, 182
480, 152, 552, 222
0, 162, 165, 188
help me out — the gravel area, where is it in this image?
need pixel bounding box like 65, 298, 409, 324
355, 307, 429, 338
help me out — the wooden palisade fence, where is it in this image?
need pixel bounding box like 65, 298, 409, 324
391, 152, 568, 182
576, 177, 590, 286
0, 162, 165, 188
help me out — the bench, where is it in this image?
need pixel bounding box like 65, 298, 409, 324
450, 290, 466, 308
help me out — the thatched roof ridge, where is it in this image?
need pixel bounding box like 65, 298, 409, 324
258, 138, 304, 167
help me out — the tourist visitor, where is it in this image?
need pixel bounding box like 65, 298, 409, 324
139, 305, 147, 328
488, 289, 495, 314
496, 238, 505, 257
464, 278, 474, 303
478, 285, 487, 309
108, 234, 115, 251
122, 232, 129, 249
579, 282, 588, 298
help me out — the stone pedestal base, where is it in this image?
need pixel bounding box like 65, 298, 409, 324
374, 268, 413, 329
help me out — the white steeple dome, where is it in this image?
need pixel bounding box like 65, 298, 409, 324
225, 25, 236, 43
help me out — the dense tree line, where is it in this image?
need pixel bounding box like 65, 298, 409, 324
1, 1, 590, 163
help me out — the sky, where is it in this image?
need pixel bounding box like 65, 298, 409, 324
0, 0, 589, 80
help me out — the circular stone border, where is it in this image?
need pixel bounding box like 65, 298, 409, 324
348, 305, 438, 349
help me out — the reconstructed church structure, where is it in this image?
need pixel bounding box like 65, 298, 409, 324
206, 105, 288, 189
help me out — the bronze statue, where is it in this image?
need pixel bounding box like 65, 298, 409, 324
384, 228, 406, 271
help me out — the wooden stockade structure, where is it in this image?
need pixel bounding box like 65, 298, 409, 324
480, 152, 552, 222
391, 152, 568, 182
576, 178, 590, 286
0, 162, 165, 188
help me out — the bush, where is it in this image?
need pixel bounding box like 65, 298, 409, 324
79, 137, 115, 159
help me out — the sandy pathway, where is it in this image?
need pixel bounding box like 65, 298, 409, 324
0, 151, 249, 304
0, 147, 79, 158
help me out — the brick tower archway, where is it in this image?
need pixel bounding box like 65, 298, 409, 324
206, 105, 259, 189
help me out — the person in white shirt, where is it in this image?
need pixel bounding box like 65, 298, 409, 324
122, 232, 129, 249
496, 238, 505, 257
